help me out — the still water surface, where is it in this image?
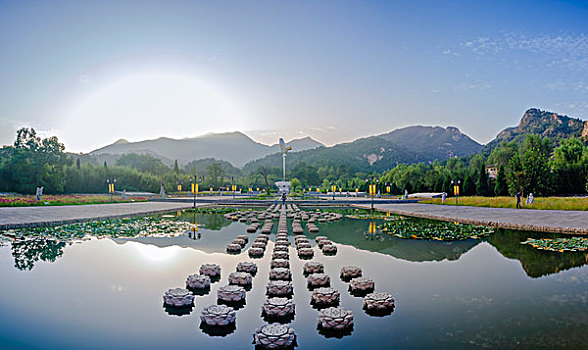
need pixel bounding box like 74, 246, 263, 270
1, 213, 587, 349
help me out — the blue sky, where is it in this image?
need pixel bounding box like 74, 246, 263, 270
0, 0, 587, 152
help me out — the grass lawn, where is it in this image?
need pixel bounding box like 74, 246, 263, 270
421, 196, 588, 211
0, 194, 148, 207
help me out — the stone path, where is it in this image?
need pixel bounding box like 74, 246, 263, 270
0, 202, 194, 229
355, 203, 588, 235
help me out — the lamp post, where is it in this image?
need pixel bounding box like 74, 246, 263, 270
190, 177, 200, 209
451, 179, 461, 205
106, 178, 116, 203
331, 181, 337, 200
366, 177, 379, 211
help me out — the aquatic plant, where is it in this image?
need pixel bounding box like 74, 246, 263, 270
521, 237, 588, 252
381, 218, 493, 241
1, 216, 191, 240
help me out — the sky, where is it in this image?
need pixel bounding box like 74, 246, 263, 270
0, 0, 587, 152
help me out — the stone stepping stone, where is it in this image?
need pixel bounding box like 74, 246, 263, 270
200, 304, 236, 326
186, 274, 211, 290
253, 323, 297, 349
163, 287, 194, 308
318, 307, 354, 330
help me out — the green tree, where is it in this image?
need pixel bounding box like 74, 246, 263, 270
207, 162, 224, 187
494, 165, 509, 196
507, 135, 553, 196
173, 159, 179, 174
550, 137, 588, 194
476, 162, 490, 196
290, 178, 301, 192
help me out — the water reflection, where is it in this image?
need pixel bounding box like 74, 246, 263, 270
11, 237, 66, 270
488, 229, 588, 278
317, 219, 480, 262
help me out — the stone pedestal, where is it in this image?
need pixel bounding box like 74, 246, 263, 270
262, 297, 295, 318
217, 285, 246, 303
200, 304, 236, 326
311, 287, 340, 306
163, 288, 194, 307
303, 261, 324, 275
186, 274, 211, 289
349, 277, 375, 295
307, 273, 330, 288
270, 258, 289, 269
253, 323, 297, 349
236, 261, 257, 275
200, 264, 221, 278
266, 280, 293, 297
249, 248, 264, 257
228, 272, 253, 286
318, 307, 354, 330
269, 267, 292, 281
340, 266, 362, 280
363, 292, 395, 311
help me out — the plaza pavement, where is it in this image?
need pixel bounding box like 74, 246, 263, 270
357, 202, 588, 235
2, 197, 587, 234
0, 201, 194, 229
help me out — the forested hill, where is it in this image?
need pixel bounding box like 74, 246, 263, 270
485, 108, 587, 151
243, 126, 482, 173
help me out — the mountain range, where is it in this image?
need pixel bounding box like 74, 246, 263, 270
88, 108, 587, 173
90, 133, 324, 167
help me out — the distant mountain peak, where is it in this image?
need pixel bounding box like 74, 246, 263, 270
113, 138, 129, 145
487, 108, 586, 150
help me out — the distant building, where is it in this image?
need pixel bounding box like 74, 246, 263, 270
275, 181, 291, 194
486, 165, 499, 179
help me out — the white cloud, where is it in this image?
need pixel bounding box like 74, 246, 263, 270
460, 32, 588, 71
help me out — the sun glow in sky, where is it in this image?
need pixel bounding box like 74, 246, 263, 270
62, 71, 256, 150
1, 0, 587, 152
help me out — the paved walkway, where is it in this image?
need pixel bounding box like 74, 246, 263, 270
356, 203, 588, 235
0, 202, 194, 229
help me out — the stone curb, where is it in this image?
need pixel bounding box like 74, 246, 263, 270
355, 204, 588, 235
0, 203, 196, 230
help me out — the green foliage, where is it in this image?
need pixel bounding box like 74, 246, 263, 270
115, 153, 170, 175
494, 166, 509, 196
550, 137, 588, 194
476, 162, 490, 196
381, 218, 493, 241
506, 135, 553, 196
290, 178, 301, 191
0, 128, 71, 194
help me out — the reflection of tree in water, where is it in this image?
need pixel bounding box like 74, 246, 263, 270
319, 219, 480, 262
11, 238, 66, 271
176, 214, 230, 231
488, 229, 588, 278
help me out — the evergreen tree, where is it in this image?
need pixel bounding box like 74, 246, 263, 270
463, 172, 476, 195
174, 159, 179, 174
76, 158, 81, 169
494, 165, 508, 196
476, 162, 490, 196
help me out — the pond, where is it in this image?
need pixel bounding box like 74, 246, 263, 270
1, 208, 587, 349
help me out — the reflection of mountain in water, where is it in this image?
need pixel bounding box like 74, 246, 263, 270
488, 229, 588, 278
11, 238, 66, 271
319, 220, 480, 262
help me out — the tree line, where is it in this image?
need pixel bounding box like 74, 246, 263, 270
1, 128, 587, 196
